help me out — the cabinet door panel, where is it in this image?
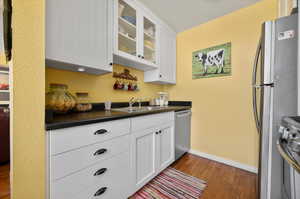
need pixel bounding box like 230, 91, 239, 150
144, 24, 176, 84
117, 0, 138, 58
131, 128, 157, 190
142, 14, 158, 65
160, 26, 176, 83
113, 0, 160, 71
157, 123, 175, 172
160, 128, 172, 164
46, 0, 112, 71
159, 26, 168, 82
168, 30, 177, 83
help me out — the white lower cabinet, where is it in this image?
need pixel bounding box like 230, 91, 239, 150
130, 113, 175, 192
52, 152, 131, 199
156, 123, 175, 173
47, 112, 175, 199
131, 128, 157, 190
47, 120, 132, 199
51, 135, 130, 180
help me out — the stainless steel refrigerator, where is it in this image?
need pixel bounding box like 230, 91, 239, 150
252, 14, 298, 199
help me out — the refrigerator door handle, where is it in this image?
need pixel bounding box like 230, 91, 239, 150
252, 37, 262, 134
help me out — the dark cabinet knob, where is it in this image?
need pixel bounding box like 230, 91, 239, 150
159, 74, 162, 78
94, 187, 107, 196
142, 56, 145, 59
109, 62, 113, 66
94, 129, 108, 135
94, 148, 107, 156
94, 168, 107, 176
159, 130, 162, 134
138, 55, 141, 58
155, 132, 159, 135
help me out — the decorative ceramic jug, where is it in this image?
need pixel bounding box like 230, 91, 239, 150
46, 84, 76, 113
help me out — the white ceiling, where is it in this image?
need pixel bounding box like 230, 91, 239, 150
139, 0, 261, 32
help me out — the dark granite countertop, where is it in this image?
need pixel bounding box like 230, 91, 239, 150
46, 105, 191, 131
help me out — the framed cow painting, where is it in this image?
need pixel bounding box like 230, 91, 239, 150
192, 42, 232, 79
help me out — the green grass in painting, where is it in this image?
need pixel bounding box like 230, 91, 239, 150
192, 42, 232, 79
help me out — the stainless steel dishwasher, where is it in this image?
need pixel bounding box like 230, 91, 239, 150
175, 109, 191, 160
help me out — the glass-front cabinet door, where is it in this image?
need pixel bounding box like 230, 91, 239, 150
142, 15, 157, 65
115, 0, 159, 68
117, 0, 138, 58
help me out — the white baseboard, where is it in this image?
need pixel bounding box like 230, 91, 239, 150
189, 149, 258, 174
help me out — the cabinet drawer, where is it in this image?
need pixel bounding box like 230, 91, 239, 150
51, 151, 131, 199
49, 119, 130, 155
131, 112, 174, 132
50, 135, 130, 180
74, 176, 130, 199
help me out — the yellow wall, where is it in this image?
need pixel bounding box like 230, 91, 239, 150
0, 54, 7, 65
46, 65, 164, 102
165, 0, 278, 167
11, 0, 279, 198
11, 0, 45, 199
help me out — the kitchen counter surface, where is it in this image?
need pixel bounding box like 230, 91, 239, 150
46, 106, 191, 130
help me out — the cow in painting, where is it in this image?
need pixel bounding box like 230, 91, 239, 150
195, 49, 225, 75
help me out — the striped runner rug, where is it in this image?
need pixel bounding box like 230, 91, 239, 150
130, 168, 207, 199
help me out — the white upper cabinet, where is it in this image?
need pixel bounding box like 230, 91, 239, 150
46, 0, 177, 82
114, 0, 139, 63
140, 11, 159, 66
113, 0, 160, 71
114, 0, 177, 83
46, 0, 113, 75
144, 24, 177, 84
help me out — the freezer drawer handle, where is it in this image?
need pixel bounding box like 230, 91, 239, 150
94, 149, 107, 156
94, 168, 107, 176
94, 187, 107, 197
94, 129, 108, 135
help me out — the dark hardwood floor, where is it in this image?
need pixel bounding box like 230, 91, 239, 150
0, 163, 10, 199
0, 155, 257, 199
171, 154, 258, 199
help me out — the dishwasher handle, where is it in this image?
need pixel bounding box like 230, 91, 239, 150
176, 111, 191, 118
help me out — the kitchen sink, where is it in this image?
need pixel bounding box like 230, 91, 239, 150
113, 106, 164, 113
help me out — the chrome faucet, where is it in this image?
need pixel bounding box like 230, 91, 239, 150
129, 97, 142, 109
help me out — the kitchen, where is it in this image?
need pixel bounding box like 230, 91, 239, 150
1, 0, 300, 199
